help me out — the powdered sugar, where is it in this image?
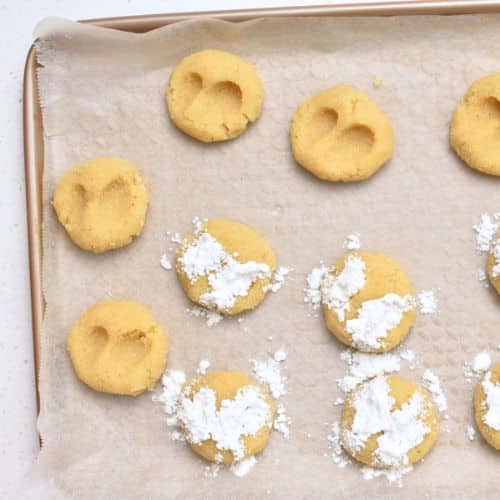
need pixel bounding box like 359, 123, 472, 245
273, 404, 291, 438
197, 359, 210, 375
343, 232, 361, 251
327, 422, 351, 468
251, 350, 287, 400
473, 213, 499, 252
264, 267, 293, 293
337, 350, 401, 393
416, 290, 438, 315
466, 425, 476, 441
421, 369, 448, 413
185, 306, 223, 327
230, 456, 257, 477
321, 255, 366, 321
303, 263, 329, 309
481, 370, 500, 431
361, 465, 412, 487
160, 253, 172, 270
490, 238, 500, 278
345, 294, 413, 350
342, 375, 431, 467
473, 352, 492, 373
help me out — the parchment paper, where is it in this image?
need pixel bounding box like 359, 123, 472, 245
29, 14, 500, 499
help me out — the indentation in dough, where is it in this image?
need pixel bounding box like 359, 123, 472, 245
98, 178, 131, 221
113, 330, 152, 366
182, 72, 203, 108
335, 125, 375, 158
481, 96, 500, 121
206, 81, 243, 115
304, 107, 338, 145
85, 326, 109, 361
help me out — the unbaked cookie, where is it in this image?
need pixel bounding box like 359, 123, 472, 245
290, 86, 394, 182
67, 300, 168, 396
487, 235, 500, 294
166, 50, 264, 143
474, 363, 500, 450
321, 251, 416, 353
52, 157, 149, 253
341, 375, 439, 468
178, 371, 275, 464
450, 73, 500, 176
175, 219, 276, 315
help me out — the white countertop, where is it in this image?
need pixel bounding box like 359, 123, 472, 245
0, 0, 427, 496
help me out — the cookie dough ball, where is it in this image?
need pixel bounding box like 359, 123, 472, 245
175, 219, 276, 315
178, 371, 275, 464
474, 363, 500, 450
290, 86, 394, 182
67, 300, 168, 396
487, 235, 500, 294
341, 375, 439, 468
450, 73, 500, 176
166, 50, 264, 143
53, 157, 149, 253
322, 251, 416, 353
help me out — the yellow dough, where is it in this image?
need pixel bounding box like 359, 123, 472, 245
180, 371, 275, 464
53, 157, 149, 253
290, 86, 394, 182
322, 251, 416, 353
67, 300, 168, 396
341, 375, 439, 468
166, 50, 264, 143
450, 73, 500, 176
474, 363, 500, 450
175, 219, 276, 315
487, 235, 500, 294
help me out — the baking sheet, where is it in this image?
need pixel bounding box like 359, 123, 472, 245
28, 14, 500, 498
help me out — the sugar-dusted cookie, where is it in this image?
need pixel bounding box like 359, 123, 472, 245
321, 251, 416, 352
450, 73, 500, 176
166, 50, 264, 143
341, 375, 439, 468
290, 86, 394, 182
175, 219, 276, 315
67, 300, 168, 396
52, 157, 148, 253
474, 363, 500, 450
487, 234, 500, 294
178, 371, 275, 464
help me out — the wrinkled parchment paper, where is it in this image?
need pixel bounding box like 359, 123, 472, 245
29, 14, 500, 499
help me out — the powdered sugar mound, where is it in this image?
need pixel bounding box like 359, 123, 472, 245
473, 352, 491, 373
337, 350, 400, 393
361, 465, 412, 487
169, 430, 185, 442
273, 404, 291, 438
421, 369, 448, 413
327, 422, 351, 468
343, 232, 361, 251
342, 376, 431, 468
264, 267, 293, 293
230, 456, 257, 477
473, 213, 499, 252
416, 290, 438, 315
345, 294, 413, 350
160, 253, 172, 270
152, 369, 186, 424
185, 306, 223, 327
251, 350, 287, 399
322, 255, 366, 321
466, 425, 476, 441
204, 464, 221, 478
197, 360, 210, 375
482, 371, 500, 431
400, 349, 417, 369
304, 263, 329, 309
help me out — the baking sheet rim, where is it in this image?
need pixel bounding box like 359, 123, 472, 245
23, 0, 500, 417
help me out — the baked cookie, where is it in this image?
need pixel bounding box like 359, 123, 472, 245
175, 219, 276, 315
450, 73, 500, 176
474, 363, 500, 450
487, 235, 500, 294
321, 251, 416, 353
341, 375, 439, 468
53, 157, 148, 253
290, 86, 394, 182
177, 371, 275, 464
67, 300, 168, 396
166, 50, 264, 143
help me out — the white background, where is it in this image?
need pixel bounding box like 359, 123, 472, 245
0, 0, 420, 496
